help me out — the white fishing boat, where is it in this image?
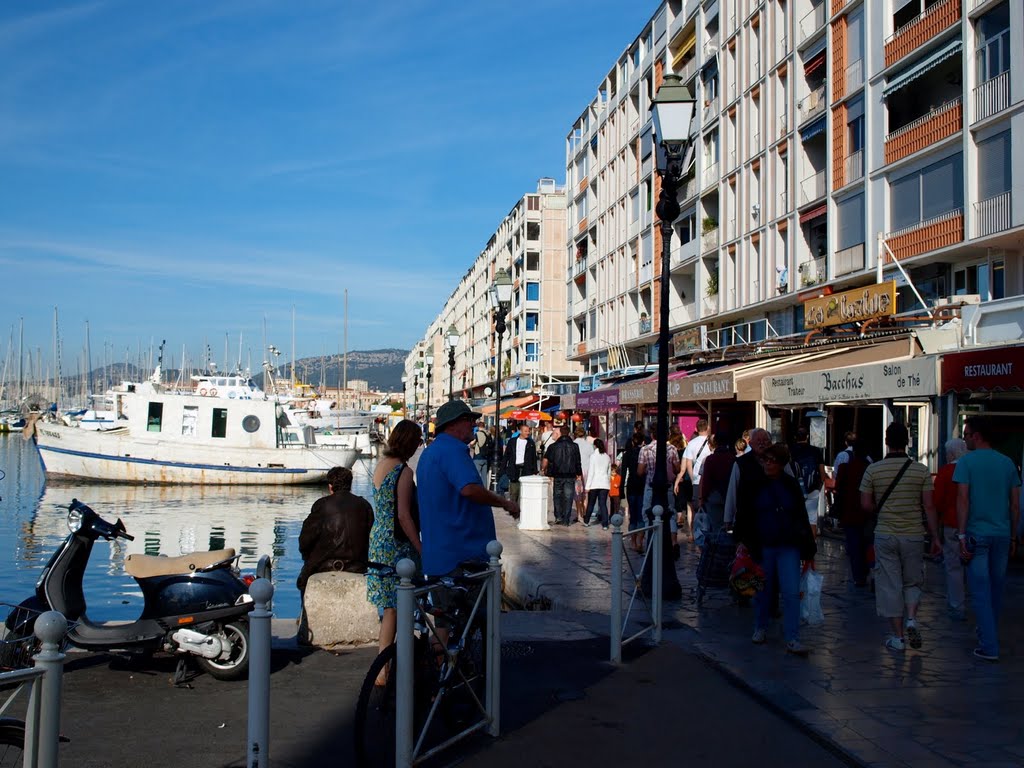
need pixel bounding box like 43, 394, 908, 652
33, 369, 357, 485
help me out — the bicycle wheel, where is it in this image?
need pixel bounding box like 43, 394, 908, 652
0, 721, 25, 768
441, 619, 488, 732
354, 644, 397, 768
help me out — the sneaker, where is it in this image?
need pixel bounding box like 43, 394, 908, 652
751, 629, 767, 644
885, 636, 906, 652
582, 520, 591, 527
785, 640, 810, 657
905, 621, 922, 649
972, 647, 999, 662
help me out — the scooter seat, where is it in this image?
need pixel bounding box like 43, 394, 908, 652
125, 549, 237, 578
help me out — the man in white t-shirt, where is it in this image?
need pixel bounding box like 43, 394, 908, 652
574, 428, 595, 521
679, 419, 710, 534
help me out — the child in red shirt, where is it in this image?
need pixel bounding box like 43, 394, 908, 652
609, 464, 623, 518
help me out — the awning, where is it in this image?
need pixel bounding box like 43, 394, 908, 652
804, 50, 826, 77
883, 38, 962, 98
576, 386, 619, 411
941, 345, 1024, 394
671, 32, 697, 66
799, 203, 827, 223
799, 117, 826, 141
476, 394, 536, 417
804, 35, 827, 62
762, 352, 937, 406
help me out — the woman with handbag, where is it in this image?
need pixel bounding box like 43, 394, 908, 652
733, 442, 816, 656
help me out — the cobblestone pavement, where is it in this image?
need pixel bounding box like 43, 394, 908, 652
496, 511, 1024, 768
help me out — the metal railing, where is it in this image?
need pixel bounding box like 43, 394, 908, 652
886, 0, 953, 44
845, 149, 864, 184
777, 35, 789, 63
779, 112, 788, 136
727, 149, 737, 169
678, 55, 698, 83
248, 579, 274, 768
703, 97, 720, 121
701, 227, 720, 252
845, 58, 863, 93
885, 96, 962, 142
610, 508, 663, 663
886, 207, 963, 239
702, 162, 720, 187
752, 131, 761, 151
727, 217, 737, 240
799, 255, 827, 286
573, 257, 587, 277
639, 316, 653, 334
797, 85, 826, 121
800, 170, 826, 203
973, 71, 1010, 123
799, 3, 826, 44
704, 317, 780, 349
835, 242, 865, 275
395, 542, 503, 766
975, 191, 1012, 237
705, 33, 720, 57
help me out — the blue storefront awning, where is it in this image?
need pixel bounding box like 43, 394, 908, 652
883, 38, 962, 98
800, 117, 827, 141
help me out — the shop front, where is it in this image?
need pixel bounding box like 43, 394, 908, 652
575, 386, 621, 455
940, 345, 1024, 468
617, 368, 745, 442
761, 355, 940, 468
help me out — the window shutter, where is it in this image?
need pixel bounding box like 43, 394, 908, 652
891, 173, 920, 231
837, 194, 865, 250
921, 153, 963, 221
978, 132, 1011, 201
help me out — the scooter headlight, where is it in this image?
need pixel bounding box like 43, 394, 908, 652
67, 508, 83, 533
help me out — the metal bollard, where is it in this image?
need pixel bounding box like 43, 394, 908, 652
652, 506, 664, 643
485, 540, 503, 738
610, 513, 624, 664
247, 578, 274, 768
395, 558, 417, 768
32, 610, 68, 768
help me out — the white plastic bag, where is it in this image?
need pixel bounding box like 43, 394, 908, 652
800, 567, 824, 626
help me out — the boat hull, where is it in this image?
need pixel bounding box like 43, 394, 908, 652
34, 422, 358, 486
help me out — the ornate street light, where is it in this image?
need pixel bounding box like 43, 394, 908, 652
445, 324, 460, 401
489, 268, 513, 477
647, 72, 695, 602
425, 351, 435, 434
400, 373, 408, 416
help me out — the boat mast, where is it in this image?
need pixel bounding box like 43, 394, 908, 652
53, 306, 61, 412
343, 289, 348, 391
85, 320, 92, 396
290, 305, 296, 391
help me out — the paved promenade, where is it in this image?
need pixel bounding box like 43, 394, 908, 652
495, 511, 1024, 768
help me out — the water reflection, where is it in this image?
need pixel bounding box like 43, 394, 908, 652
0, 436, 378, 621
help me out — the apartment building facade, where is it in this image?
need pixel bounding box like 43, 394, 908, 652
565, 0, 1024, 378
404, 179, 582, 419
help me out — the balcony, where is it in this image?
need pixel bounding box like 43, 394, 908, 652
884, 0, 961, 69
680, 176, 698, 201
638, 316, 653, 335
703, 162, 720, 188
884, 97, 962, 165
703, 97, 720, 121
835, 243, 865, 276
678, 55, 698, 84
844, 150, 864, 185
576, 342, 587, 357
726, 149, 737, 170
752, 131, 761, 151
726, 217, 737, 241
974, 191, 1012, 238
973, 71, 1010, 123
672, 236, 700, 268
884, 209, 964, 262
797, 85, 826, 123
701, 227, 720, 253
777, 35, 789, 64
705, 33, 720, 59
798, 255, 827, 286
798, 4, 826, 47
573, 256, 588, 278
800, 170, 826, 205
702, 295, 720, 315
779, 113, 788, 137
845, 58, 863, 94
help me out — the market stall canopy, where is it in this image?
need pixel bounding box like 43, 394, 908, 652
476, 395, 536, 417
509, 409, 552, 421
941, 345, 1024, 394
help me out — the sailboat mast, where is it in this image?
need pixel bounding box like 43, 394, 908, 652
290, 306, 296, 389
85, 320, 92, 396
343, 289, 348, 390
17, 319, 23, 403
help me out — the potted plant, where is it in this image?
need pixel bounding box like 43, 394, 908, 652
702, 216, 718, 233
705, 271, 719, 297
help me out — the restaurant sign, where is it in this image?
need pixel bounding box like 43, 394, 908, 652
618, 370, 736, 405
762, 356, 936, 405
576, 388, 619, 411
672, 326, 708, 356
942, 345, 1024, 393
804, 281, 897, 329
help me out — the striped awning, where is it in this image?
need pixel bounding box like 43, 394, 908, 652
800, 117, 827, 141
804, 50, 826, 77
671, 32, 697, 66
799, 204, 827, 224
883, 38, 962, 98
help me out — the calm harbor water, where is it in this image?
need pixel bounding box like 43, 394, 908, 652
0, 435, 378, 621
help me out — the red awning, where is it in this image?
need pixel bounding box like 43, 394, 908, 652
799, 204, 827, 224
804, 51, 826, 77
941, 345, 1024, 394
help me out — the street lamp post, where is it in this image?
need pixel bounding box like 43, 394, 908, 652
646, 73, 695, 602
445, 324, 460, 401
401, 374, 408, 417
425, 352, 434, 433
489, 268, 513, 477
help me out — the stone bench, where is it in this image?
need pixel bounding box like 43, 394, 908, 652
301, 571, 379, 648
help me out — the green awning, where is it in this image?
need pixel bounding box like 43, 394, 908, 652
883, 38, 962, 98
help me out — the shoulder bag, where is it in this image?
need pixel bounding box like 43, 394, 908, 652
678, 438, 708, 506
866, 458, 912, 537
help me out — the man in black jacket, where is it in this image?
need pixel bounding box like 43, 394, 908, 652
502, 423, 539, 505
297, 466, 373, 593
542, 426, 583, 525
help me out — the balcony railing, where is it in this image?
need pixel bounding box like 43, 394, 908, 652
884, 97, 962, 165
975, 191, 1012, 238
777, 35, 789, 63
779, 113, 788, 136
727, 217, 737, 240
884, 0, 961, 68
703, 295, 720, 315
638, 317, 653, 335
703, 97, 720, 121
573, 257, 588, 277
701, 227, 720, 253
798, 255, 827, 286
797, 85, 826, 122
885, 208, 964, 261
800, 170, 826, 204
752, 58, 761, 81
752, 131, 761, 151
678, 55, 698, 83
798, 3, 826, 46
845, 58, 863, 93
835, 242, 865, 276
844, 150, 864, 185
680, 176, 698, 201
706, 33, 720, 58
703, 162, 720, 187
727, 149, 737, 170
974, 71, 1010, 123
779, 190, 788, 215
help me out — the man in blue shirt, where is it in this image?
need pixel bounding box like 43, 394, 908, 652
954, 416, 1021, 661
417, 400, 519, 577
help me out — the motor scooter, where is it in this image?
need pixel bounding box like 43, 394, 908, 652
4, 499, 266, 680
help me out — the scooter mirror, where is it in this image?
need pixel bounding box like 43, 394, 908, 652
68, 507, 83, 533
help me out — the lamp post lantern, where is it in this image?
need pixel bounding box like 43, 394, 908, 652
646, 72, 695, 602
425, 351, 435, 434
489, 268, 513, 479
445, 324, 460, 401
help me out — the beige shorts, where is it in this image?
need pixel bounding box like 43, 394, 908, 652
873, 533, 924, 618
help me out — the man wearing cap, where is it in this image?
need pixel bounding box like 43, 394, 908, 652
417, 400, 519, 579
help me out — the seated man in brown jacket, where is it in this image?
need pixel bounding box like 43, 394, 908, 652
297, 466, 374, 595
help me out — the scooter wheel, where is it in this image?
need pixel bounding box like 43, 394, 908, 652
196, 621, 249, 681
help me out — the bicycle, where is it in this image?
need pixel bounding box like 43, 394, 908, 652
353, 561, 491, 767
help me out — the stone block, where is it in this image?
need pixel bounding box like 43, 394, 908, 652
302, 571, 379, 648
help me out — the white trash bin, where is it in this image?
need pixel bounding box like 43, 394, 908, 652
517, 475, 550, 531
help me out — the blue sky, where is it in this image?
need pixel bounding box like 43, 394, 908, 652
0, 0, 655, 375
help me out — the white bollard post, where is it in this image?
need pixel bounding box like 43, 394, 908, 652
610, 513, 624, 664
485, 540, 503, 738
652, 506, 664, 643
33, 610, 67, 768
247, 578, 274, 768
395, 558, 417, 767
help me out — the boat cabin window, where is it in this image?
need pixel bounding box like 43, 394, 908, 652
182, 406, 198, 437
147, 402, 163, 433
212, 408, 228, 438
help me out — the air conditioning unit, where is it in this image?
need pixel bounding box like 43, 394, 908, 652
934, 294, 981, 308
